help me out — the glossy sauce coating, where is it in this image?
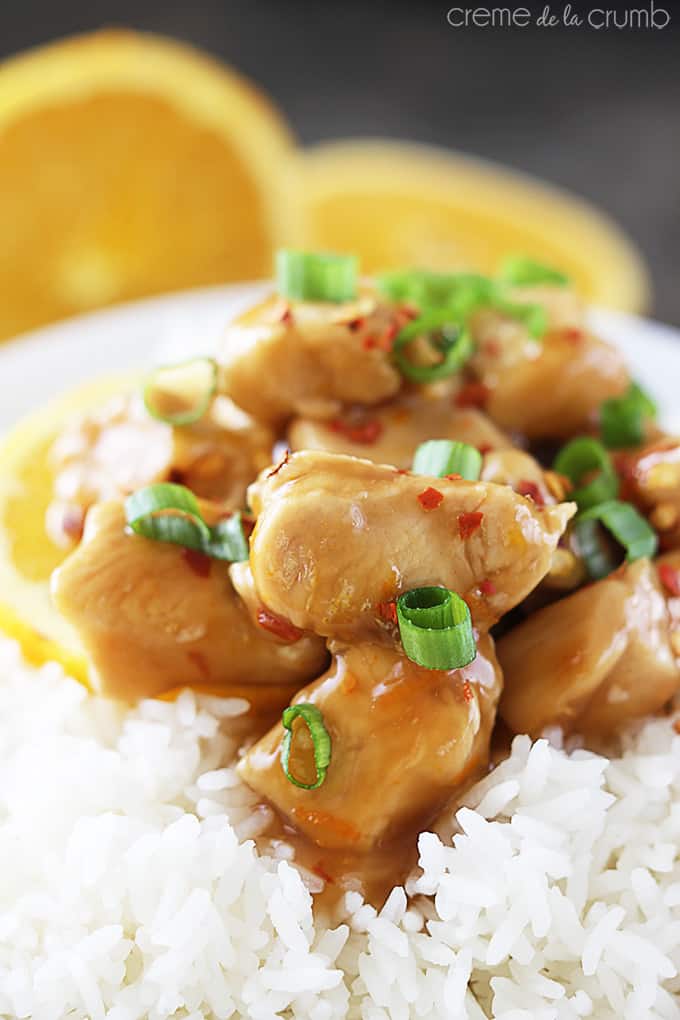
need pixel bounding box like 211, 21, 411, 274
52, 501, 328, 706
239, 634, 501, 853
246, 450, 575, 638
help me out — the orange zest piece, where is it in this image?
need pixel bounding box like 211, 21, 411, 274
291, 807, 361, 845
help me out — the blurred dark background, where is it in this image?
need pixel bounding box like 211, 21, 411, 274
3, 0, 679, 323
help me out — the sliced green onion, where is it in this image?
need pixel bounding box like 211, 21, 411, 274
577, 500, 658, 562
498, 256, 569, 288
573, 518, 618, 580
125, 483, 248, 562
393, 310, 474, 382
600, 381, 658, 449
125, 483, 211, 550
204, 512, 249, 562
412, 440, 482, 481
553, 437, 619, 511
629, 381, 657, 419
281, 703, 332, 790
143, 357, 217, 426
276, 250, 358, 303
378, 267, 550, 340
490, 296, 548, 340
397, 587, 477, 671
377, 269, 496, 317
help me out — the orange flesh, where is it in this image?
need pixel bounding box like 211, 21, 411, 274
0, 92, 271, 339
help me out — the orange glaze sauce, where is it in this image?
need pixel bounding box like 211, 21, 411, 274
242, 637, 501, 909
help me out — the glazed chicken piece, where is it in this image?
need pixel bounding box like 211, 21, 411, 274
480, 448, 565, 506
217, 290, 404, 426
289, 392, 511, 469
238, 635, 502, 852
615, 437, 680, 550
481, 448, 585, 594
498, 557, 680, 739
467, 284, 629, 438
239, 450, 573, 851
51, 501, 328, 708
242, 450, 575, 639
47, 393, 273, 548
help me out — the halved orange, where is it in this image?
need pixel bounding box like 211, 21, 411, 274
0, 376, 135, 682
289, 140, 650, 314
0, 30, 295, 340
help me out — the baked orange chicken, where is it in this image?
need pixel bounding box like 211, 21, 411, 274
48, 251, 680, 892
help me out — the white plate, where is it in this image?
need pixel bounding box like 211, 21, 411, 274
0, 285, 678, 432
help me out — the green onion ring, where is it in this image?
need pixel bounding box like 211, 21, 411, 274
281, 703, 332, 790
600, 381, 658, 449
377, 268, 496, 316
276, 249, 358, 303
553, 437, 619, 511
498, 256, 569, 288
490, 296, 548, 340
577, 500, 658, 563
412, 440, 482, 481
203, 512, 249, 562
393, 310, 474, 382
573, 518, 619, 580
397, 586, 477, 671
143, 357, 217, 426
124, 483, 248, 562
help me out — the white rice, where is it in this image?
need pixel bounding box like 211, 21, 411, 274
0, 636, 678, 1019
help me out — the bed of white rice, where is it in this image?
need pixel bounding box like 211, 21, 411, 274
0, 637, 678, 1020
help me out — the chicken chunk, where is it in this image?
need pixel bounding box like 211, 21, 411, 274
289, 393, 511, 469
467, 285, 628, 438
218, 290, 404, 426
51, 501, 328, 706
481, 448, 564, 506
244, 451, 574, 639
498, 558, 680, 738
615, 437, 680, 550
238, 634, 502, 851
47, 392, 273, 547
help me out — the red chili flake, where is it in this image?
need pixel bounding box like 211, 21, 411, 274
394, 467, 410, 475
462, 680, 474, 703
400, 303, 419, 321
361, 334, 378, 350
417, 487, 444, 511
377, 600, 398, 625
478, 443, 493, 456
266, 450, 291, 478
187, 650, 211, 681
347, 317, 364, 332
238, 513, 256, 538
182, 548, 212, 578
329, 418, 383, 445
279, 303, 293, 325
659, 563, 680, 597
312, 861, 335, 884
458, 510, 484, 539
517, 479, 545, 506
483, 340, 502, 357
256, 608, 303, 643
563, 327, 583, 345
445, 473, 463, 482
479, 578, 496, 596
455, 383, 490, 409
376, 321, 399, 351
